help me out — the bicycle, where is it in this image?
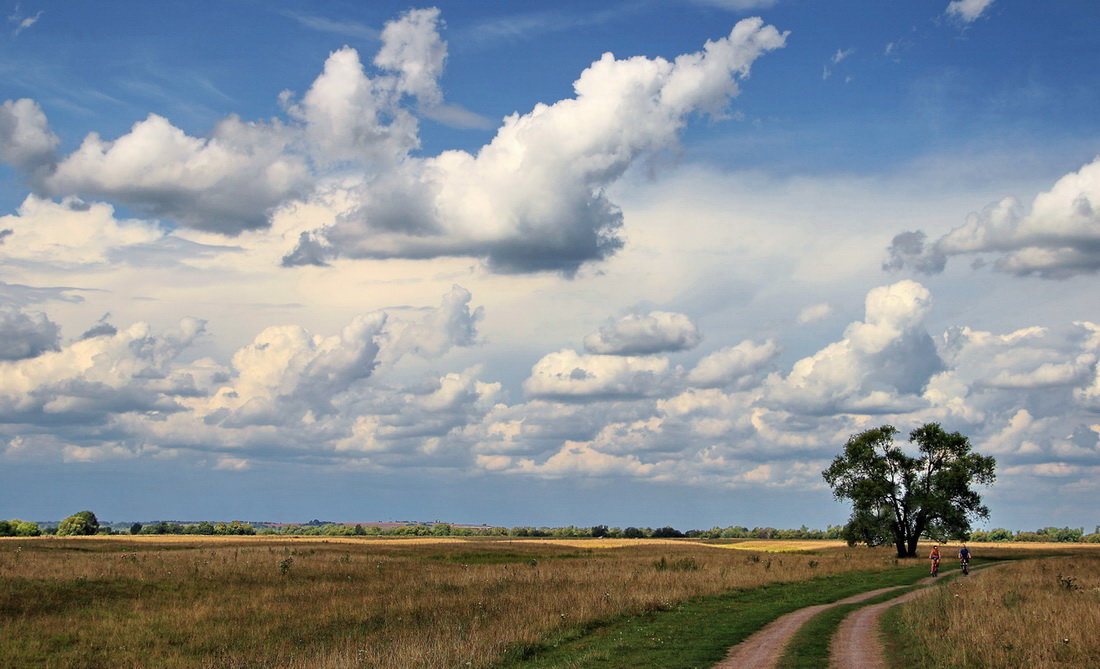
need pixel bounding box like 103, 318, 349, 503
930, 558, 940, 577
960, 558, 970, 575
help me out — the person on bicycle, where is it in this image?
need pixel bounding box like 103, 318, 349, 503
929, 545, 941, 576
958, 544, 972, 574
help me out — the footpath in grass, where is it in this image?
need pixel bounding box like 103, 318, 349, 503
501, 563, 931, 668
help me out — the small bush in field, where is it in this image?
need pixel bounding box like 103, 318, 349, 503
279, 557, 293, 576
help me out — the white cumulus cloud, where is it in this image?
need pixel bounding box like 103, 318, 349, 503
524, 349, 674, 400
764, 280, 942, 414
284, 17, 788, 274
584, 311, 701, 355
886, 157, 1100, 278
687, 339, 780, 388
0, 99, 58, 179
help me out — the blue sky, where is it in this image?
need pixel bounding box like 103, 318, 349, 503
1, 0, 1099, 529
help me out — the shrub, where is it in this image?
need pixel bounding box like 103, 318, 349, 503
56, 511, 98, 536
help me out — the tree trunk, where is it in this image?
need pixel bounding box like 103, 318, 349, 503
906, 533, 920, 557
906, 515, 927, 558
894, 535, 907, 558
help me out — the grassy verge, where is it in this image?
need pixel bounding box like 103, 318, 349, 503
500, 564, 932, 668
881, 555, 1100, 668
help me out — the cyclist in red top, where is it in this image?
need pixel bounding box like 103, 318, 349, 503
929, 545, 941, 577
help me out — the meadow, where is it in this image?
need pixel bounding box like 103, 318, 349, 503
3, 536, 1098, 668
886, 550, 1100, 668
1, 535, 901, 667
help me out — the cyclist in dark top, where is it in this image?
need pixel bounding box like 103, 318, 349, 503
958, 544, 972, 574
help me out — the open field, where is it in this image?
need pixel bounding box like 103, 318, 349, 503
885, 552, 1100, 668
1, 535, 906, 667
3, 536, 1099, 668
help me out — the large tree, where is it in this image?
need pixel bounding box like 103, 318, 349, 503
822, 423, 996, 558
56, 510, 100, 536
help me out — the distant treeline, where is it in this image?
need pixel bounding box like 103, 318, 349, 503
968, 527, 1100, 543
4, 518, 1099, 543
259, 524, 847, 539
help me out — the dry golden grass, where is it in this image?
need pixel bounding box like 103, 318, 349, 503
890, 553, 1100, 667
0, 535, 899, 668
709, 540, 849, 552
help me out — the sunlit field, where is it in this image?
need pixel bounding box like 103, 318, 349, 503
887, 552, 1100, 668
0, 535, 898, 667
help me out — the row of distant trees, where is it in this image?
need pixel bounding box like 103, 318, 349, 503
969, 527, 1100, 543
253, 523, 1100, 542
4, 510, 1099, 543
248, 523, 852, 539
127, 520, 256, 535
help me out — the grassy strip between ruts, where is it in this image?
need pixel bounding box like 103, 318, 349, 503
500, 563, 934, 668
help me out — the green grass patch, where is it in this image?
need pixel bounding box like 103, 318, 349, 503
500, 564, 934, 668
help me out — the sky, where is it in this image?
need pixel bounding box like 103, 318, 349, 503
1, 0, 1099, 530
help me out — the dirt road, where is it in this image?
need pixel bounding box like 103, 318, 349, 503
826, 586, 928, 668
714, 565, 1001, 669
828, 566, 1001, 668
712, 580, 929, 669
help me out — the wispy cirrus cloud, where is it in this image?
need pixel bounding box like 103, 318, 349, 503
460, 5, 640, 47
8, 6, 42, 36
279, 9, 379, 41
687, 0, 779, 11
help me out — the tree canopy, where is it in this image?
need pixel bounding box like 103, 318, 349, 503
0, 520, 40, 537
56, 510, 100, 536
822, 423, 996, 558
